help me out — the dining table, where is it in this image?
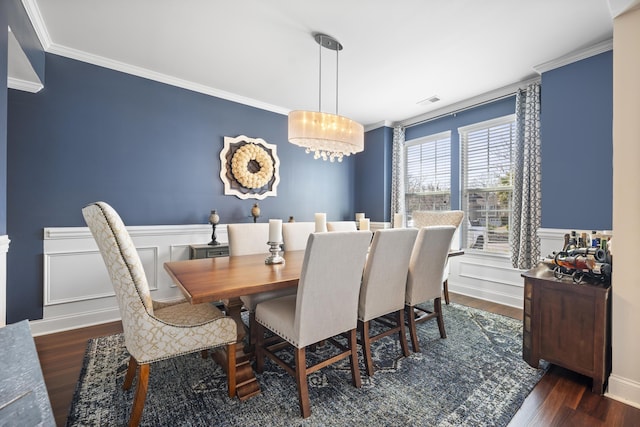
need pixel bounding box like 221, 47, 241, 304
163, 247, 464, 401
164, 250, 305, 400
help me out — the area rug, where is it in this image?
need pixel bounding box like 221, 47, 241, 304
66, 303, 546, 426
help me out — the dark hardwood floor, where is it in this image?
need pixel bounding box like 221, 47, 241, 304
34, 293, 640, 427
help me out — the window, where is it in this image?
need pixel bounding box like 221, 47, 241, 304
460, 115, 516, 254
404, 131, 451, 225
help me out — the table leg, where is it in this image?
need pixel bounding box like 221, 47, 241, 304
213, 297, 260, 401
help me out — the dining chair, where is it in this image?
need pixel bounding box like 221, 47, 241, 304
411, 210, 464, 304
227, 223, 296, 347
82, 202, 237, 427
358, 228, 418, 376
326, 220, 358, 231
405, 225, 456, 353
282, 222, 315, 251
254, 231, 372, 418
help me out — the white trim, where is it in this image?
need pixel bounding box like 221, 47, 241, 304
458, 113, 516, 133
533, 39, 613, 74
46, 42, 290, 116
607, 374, 640, 410
0, 235, 9, 327
398, 78, 538, 128
405, 130, 451, 146
20, 0, 52, 50
364, 120, 393, 132
44, 223, 212, 240
7, 76, 43, 93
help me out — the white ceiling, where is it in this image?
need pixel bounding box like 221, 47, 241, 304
18, 0, 615, 127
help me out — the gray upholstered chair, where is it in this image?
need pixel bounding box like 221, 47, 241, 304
358, 228, 418, 376
405, 225, 456, 352
326, 220, 358, 231
412, 210, 464, 304
254, 231, 372, 418
282, 221, 315, 251
82, 202, 237, 427
227, 223, 296, 346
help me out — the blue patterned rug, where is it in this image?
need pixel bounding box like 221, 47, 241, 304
66, 303, 546, 426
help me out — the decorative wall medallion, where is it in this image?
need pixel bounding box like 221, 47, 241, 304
220, 135, 280, 200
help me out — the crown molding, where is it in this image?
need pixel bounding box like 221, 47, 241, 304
397, 76, 539, 128
364, 120, 393, 132
8, 76, 43, 93
21, 0, 52, 50
533, 39, 613, 74
46, 43, 290, 116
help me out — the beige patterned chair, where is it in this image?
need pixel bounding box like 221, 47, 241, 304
282, 222, 315, 251
405, 225, 456, 352
326, 220, 358, 231
82, 202, 237, 427
254, 231, 372, 418
412, 210, 464, 304
358, 228, 418, 376
228, 223, 296, 347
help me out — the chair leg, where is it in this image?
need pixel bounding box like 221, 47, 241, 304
248, 311, 258, 350
397, 309, 410, 357
443, 279, 450, 305
435, 297, 447, 339
360, 320, 375, 377
123, 356, 138, 391
254, 321, 265, 373
348, 328, 362, 388
226, 342, 237, 398
201, 349, 209, 359
294, 347, 311, 418
129, 363, 150, 427
406, 305, 420, 353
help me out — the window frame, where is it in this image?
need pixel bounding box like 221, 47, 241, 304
403, 130, 452, 225
459, 114, 516, 255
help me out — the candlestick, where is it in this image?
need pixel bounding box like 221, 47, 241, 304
393, 213, 404, 228
315, 213, 327, 232
265, 241, 285, 264
269, 219, 283, 243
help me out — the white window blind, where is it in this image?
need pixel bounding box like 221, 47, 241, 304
460, 115, 515, 254
404, 131, 451, 223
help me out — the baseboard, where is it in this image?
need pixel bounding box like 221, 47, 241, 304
448, 283, 523, 309
0, 235, 9, 327
29, 306, 122, 337
606, 374, 640, 409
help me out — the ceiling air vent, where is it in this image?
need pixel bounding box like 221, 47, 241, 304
417, 95, 441, 105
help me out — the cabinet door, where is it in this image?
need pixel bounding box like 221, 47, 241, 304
538, 285, 596, 375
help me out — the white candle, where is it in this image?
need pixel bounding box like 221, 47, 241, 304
269, 219, 282, 243
393, 213, 404, 228
359, 218, 370, 231
315, 213, 327, 232
355, 212, 365, 222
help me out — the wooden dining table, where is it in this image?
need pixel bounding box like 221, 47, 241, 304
163, 247, 464, 401
164, 250, 305, 400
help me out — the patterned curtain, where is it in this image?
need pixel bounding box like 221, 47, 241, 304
390, 126, 406, 225
510, 82, 542, 269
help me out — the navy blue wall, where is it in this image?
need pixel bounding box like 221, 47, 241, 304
1, 4, 7, 235
540, 51, 613, 229
354, 126, 393, 221
405, 96, 517, 210
7, 54, 355, 322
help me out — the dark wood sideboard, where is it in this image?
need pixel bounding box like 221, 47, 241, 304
522, 265, 611, 394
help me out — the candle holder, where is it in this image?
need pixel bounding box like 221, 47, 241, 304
208, 210, 220, 246
265, 241, 285, 265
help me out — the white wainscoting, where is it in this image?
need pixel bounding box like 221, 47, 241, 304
30, 224, 225, 336
0, 235, 10, 327
447, 227, 611, 308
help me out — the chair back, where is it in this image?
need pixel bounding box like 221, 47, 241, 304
227, 223, 270, 256
358, 228, 418, 322
282, 222, 315, 251
412, 210, 464, 250
326, 221, 358, 232
294, 231, 371, 347
406, 226, 456, 305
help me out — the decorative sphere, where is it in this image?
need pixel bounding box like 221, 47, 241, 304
209, 210, 220, 224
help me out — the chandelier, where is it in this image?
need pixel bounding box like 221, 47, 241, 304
288, 33, 364, 162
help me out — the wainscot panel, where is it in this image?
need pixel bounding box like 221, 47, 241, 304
31, 224, 227, 336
